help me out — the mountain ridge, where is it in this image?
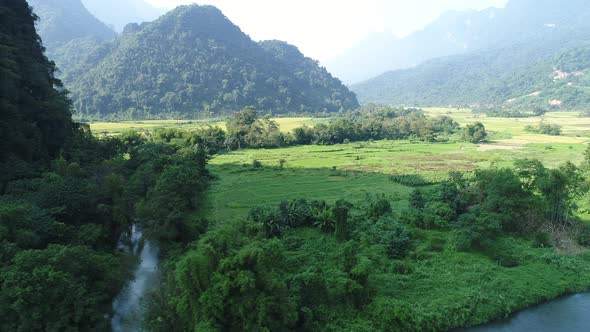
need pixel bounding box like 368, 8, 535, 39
326, 0, 590, 84
61, 5, 359, 118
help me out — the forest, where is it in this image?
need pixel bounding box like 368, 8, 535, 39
38, 4, 359, 119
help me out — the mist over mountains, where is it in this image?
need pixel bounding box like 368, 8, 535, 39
327, 0, 590, 84
81, 0, 165, 32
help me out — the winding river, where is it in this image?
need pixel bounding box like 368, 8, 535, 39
462, 293, 590, 332
111, 225, 159, 332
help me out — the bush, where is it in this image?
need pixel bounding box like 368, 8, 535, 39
427, 235, 446, 252
252, 159, 263, 169
409, 189, 425, 210
533, 232, 552, 248
390, 174, 430, 187
374, 217, 412, 259
366, 196, 392, 220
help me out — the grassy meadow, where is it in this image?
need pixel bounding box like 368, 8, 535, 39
88, 117, 326, 135
204, 109, 589, 222
91, 109, 590, 223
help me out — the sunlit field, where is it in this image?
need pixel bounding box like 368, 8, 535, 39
88, 117, 327, 135
202, 109, 590, 222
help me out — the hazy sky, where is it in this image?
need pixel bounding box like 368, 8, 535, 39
145, 0, 509, 61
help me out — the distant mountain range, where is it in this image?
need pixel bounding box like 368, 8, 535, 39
29, 1, 359, 118
81, 0, 165, 32
327, 0, 590, 84
27, 0, 115, 53
352, 30, 590, 110
349, 0, 590, 110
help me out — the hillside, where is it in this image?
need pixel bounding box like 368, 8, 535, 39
352, 29, 590, 110
81, 0, 165, 32
326, 0, 590, 83
1, 0, 73, 184
27, 0, 115, 54
63, 5, 358, 118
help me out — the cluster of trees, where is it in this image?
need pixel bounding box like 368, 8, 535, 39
1, 126, 211, 330
221, 105, 471, 149
525, 121, 563, 135
142, 194, 413, 331
0, 3, 212, 329
135, 105, 477, 153
474, 107, 547, 118
53, 5, 359, 118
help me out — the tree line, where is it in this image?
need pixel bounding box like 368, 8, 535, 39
144, 105, 488, 155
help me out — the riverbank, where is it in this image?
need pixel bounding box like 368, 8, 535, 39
461, 292, 590, 331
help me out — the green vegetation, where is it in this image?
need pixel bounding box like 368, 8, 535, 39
0, 4, 210, 329
9, 0, 590, 330
352, 31, 590, 110
131, 106, 590, 331
525, 121, 563, 136
54, 5, 358, 119
144, 161, 590, 330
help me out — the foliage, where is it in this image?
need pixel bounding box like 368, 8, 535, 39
0, 0, 73, 189
61, 5, 358, 118
462, 122, 487, 143
525, 121, 562, 135
352, 31, 590, 110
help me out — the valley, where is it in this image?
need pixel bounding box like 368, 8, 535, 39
3, 0, 590, 331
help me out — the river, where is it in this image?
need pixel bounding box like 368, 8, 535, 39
111, 225, 159, 332
461, 293, 590, 332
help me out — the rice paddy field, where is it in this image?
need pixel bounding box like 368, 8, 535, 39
86, 109, 590, 222
198, 109, 590, 221
88, 117, 326, 135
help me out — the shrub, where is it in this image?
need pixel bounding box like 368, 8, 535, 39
375, 217, 412, 259
367, 196, 392, 220
390, 174, 430, 187
252, 159, 263, 169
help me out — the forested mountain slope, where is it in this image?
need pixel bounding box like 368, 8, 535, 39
27, 0, 115, 53
1, 0, 73, 185
352, 30, 590, 110
327, 0, 590, 83
62, 5, 358, 118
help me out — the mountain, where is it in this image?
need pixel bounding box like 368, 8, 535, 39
81, 0, 165, 32
27, 0, 115, 53
62, 5, 359, 118
1, 0, 73, 183
326, 0, 590, 84
351, 29, 590, 110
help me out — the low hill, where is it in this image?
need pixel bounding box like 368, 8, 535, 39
1, 0, 73, 183
352, 30, 590, 110
327, 0, 590, 84
63, 5, 358, 118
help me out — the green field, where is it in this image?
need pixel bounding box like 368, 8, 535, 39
205, 109, 589, 221
91, 109, 590, 223
88, 117, 326, 135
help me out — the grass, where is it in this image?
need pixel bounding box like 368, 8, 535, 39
88, 117, 326, 136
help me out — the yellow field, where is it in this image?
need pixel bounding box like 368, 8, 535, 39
88, 117, 326, 136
